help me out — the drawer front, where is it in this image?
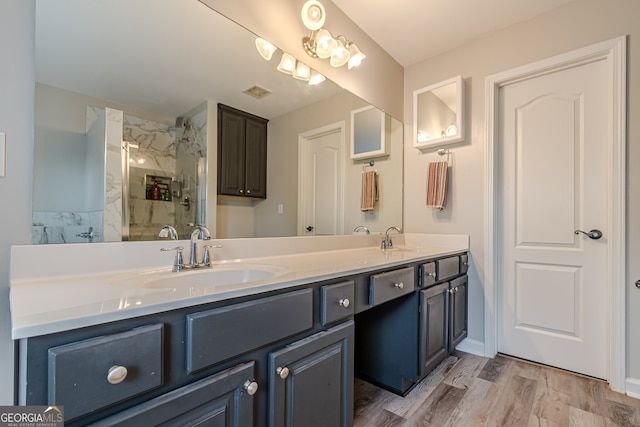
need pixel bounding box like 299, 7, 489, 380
320, 281, 355, 325
421, 262, 436, 287
460, 254, 469, 274
48, 324, 164, 422
186, 289, 313, 374
437, 256, 459, 281
369, 267, 415, 306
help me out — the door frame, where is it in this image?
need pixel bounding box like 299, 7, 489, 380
484, 36, 626, 391
297, 121, 345, 236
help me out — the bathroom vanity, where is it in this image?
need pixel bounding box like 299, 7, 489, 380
10, 234, 468, 426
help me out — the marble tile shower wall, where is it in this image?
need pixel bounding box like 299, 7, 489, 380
125, 115, 177, 241
175, 109, 208, 238
31, 211, 103, 244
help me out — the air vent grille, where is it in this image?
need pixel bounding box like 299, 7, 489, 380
243, 85, 272, 99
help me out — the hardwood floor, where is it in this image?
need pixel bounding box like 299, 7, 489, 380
354, 352, 640, 426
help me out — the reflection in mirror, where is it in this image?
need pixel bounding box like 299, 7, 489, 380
32, 0, 403, 243
413, 75, 464, 149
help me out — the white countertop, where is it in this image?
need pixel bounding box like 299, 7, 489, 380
10, 233, 468, 339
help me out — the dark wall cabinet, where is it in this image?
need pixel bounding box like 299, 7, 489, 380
218, 104, 268, 198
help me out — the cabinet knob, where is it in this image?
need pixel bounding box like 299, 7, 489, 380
107, 365, 128, 385
339, 298, 350, 308
448, 287, 459, 294
243, 380, 259, 395
246, 190, 251, 194
427, 272, 436, 278
395, 282, 404, 290
239, 189, 244, 194
276, 366, 289, 379
462, 261, 469, 267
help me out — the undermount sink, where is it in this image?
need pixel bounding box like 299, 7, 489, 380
110, 263, 290, 290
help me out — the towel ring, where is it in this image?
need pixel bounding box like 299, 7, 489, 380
437, 148, 451, 166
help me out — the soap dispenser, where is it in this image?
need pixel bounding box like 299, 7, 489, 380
151, 181, 162, 200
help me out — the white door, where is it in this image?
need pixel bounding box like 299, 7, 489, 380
497, 58, 609, 378
298, 124, 344, 236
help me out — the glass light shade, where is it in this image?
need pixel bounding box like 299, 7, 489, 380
277, 52, 296, 75
293, 62, 311, 81
255, 38, 276, 61
330, 39, 350, 67
445, 125, 458, 136
301, 0, 326, 30
314, 29, 335, 59
347, 43, 366, 69
308, 70, 326, 85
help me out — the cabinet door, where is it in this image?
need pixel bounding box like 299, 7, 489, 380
268, 321, 354, 427
419, 283, 449, 377
90, 362, 257, 427
244, 117, 267, 198
449, 275, 468, 351
218, 107, 246, 196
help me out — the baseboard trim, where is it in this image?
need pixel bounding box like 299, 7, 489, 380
625, 378, 640, 399
455, 338, 484, 356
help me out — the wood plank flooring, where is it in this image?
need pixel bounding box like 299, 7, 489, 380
354, 352, 640, 426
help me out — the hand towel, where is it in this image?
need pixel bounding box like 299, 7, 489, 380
426, 161, 448, 211
361, 170, 379, 211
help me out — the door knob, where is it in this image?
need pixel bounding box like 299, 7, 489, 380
574, 229, 603, 240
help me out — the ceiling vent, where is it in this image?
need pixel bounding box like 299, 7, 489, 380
243, 85, 272, 100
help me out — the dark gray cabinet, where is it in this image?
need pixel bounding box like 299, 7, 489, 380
218, 103, 268, 198
268, 321, 354, 427
90, 362, 257, 427
419, 283, 449, 376
449, 275, 468, 351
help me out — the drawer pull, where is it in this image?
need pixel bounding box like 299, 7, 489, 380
339, 298, 350, 308
276, 366, 289, 379
107, 365, 128, 385
427, 272, 436, 278
395, 282, 404, 290
243, 380, 259, 395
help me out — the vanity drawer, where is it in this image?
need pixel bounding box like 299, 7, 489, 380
421, 262, 437, 287
320, 281, 355, 325
186, 289, 313, 373
460, 254, 469, 274
437, 257, 459, 281
48, 324, 164, 422
369, 267, 415, 306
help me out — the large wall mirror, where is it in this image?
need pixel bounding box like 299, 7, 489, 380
33, 0, 403, 244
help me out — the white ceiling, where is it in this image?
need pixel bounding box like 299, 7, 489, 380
332, 0, 577, 67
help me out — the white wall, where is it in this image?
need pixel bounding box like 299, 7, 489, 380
403, 0, 640, 382
0, 0, 34, 404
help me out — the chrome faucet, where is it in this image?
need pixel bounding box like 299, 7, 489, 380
353, 225, 370, 235
189, 225, 211, 267
381, 226, 402, 249
158, 225, 178, 240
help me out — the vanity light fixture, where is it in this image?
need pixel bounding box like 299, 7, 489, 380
255, 38, 277, 61
255, 37, 326, 85
300, 0, 365, 69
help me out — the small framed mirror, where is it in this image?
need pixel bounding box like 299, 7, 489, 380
350, 105, 389, 159
413, 75, 464, 149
